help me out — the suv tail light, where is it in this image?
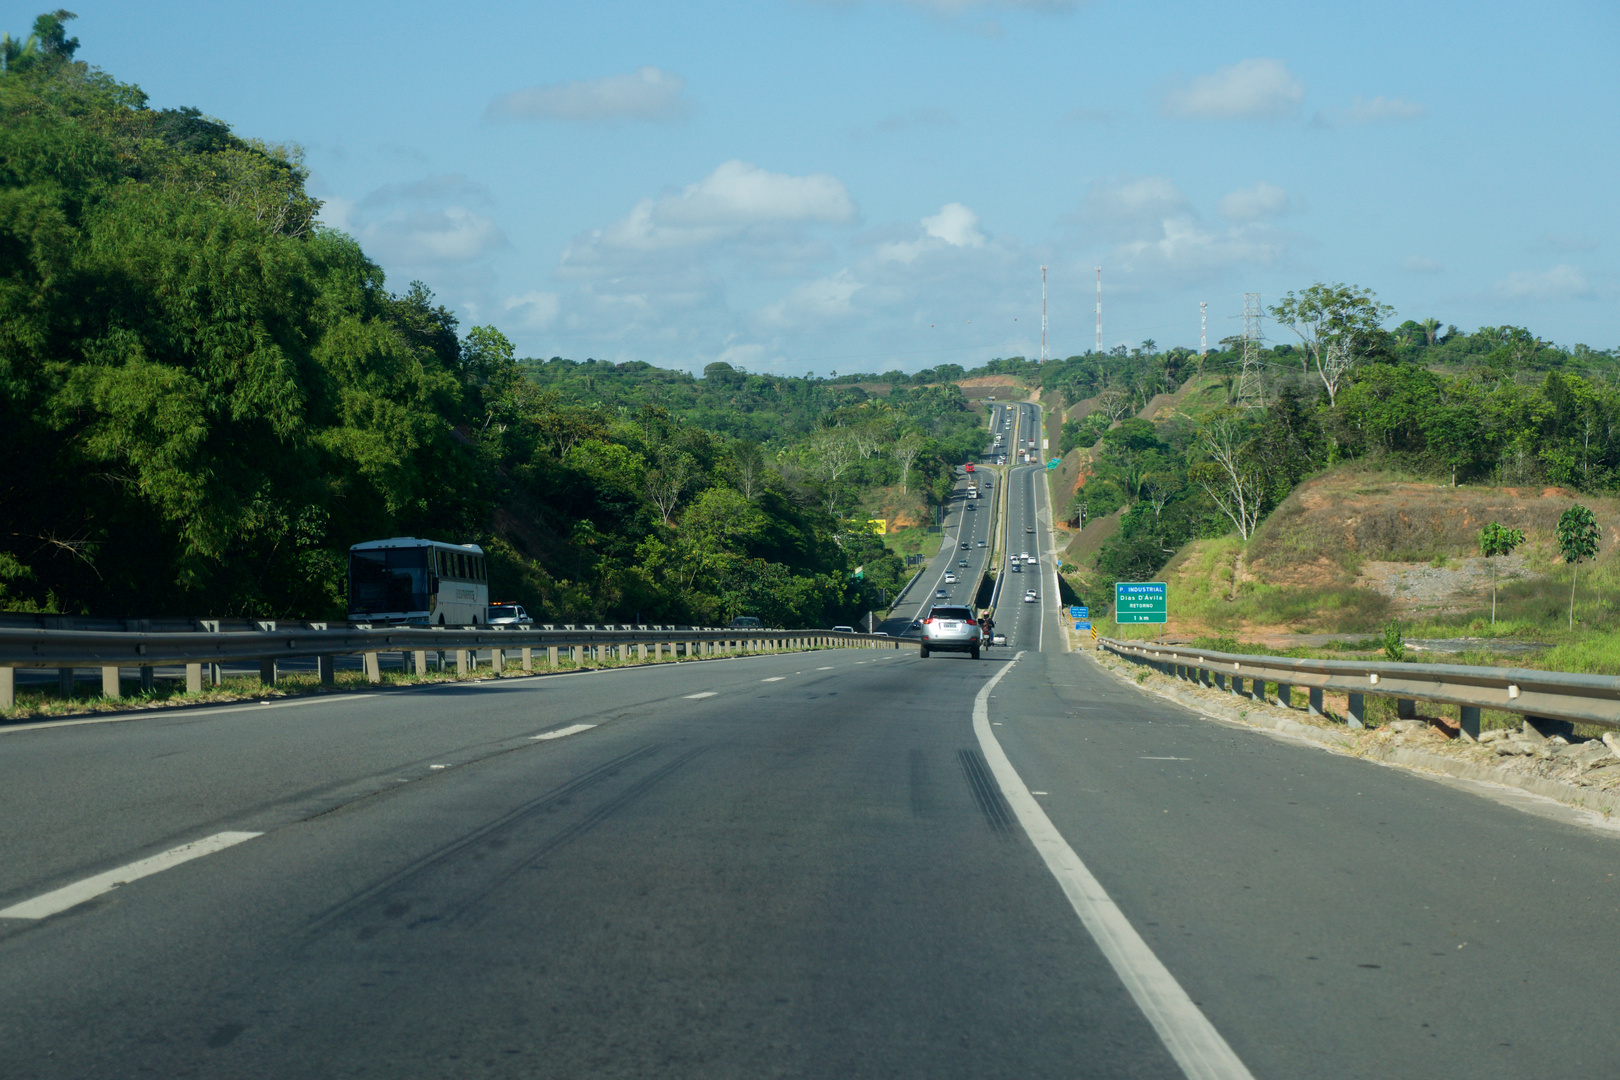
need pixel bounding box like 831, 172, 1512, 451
923, 617, 935, 625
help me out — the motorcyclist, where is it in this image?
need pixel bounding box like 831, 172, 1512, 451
978, 610, 995, 645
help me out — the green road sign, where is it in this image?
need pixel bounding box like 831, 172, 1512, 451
1115, 581, 1167, 624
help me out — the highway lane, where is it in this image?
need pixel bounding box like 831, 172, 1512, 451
8, 393, 1620, 1077
1, 646, 1189, 1080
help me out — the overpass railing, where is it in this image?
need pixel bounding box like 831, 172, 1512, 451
1099, 636, 1620, 741
0, 623, 910, 709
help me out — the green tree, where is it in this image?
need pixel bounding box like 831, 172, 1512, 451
1555, 504, 1600, 630
1270, 282, 1395, 407
1477, 522, 1524, 625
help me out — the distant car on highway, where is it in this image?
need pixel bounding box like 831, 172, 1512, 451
1025, 524, 1035, 532
1023, 589, 1038, 603
976, 539, 985, 547
919, 604, 981, 660
1025, 554, 1037, 564
729, 615, 764, 629
935, 589, 948, 600
960, 540, 970, 549
958, 558, 969, 567
831, 625, 855, 633
944, 572, 957, 584
992, 633, 1007, 646
1010, 563, 1021, 573
487, 603, 533, 627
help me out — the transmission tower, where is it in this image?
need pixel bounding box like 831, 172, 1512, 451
1040, 265, 1049, 362
1237, 292, 1265, 406
1094, 267, 1102, 354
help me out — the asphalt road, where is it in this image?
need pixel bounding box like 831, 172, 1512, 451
4, 400, 1619, 1078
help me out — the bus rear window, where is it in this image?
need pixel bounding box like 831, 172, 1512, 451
349, 547, 431, 614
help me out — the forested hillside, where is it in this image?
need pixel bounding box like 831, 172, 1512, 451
0, 12, 964, 627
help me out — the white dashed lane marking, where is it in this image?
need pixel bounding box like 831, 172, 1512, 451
684, 692, 718, 699
531, 724, 596, 741
762, 677, 786, 683
0, 832, 262, 920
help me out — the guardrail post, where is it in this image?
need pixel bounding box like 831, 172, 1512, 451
186, 663, 203, 694
0, 666, 12, 710
1522, 715, 1574, 741
522, 647, 533, 671
1308, 688, 1324, 716
260, 659, 278, 686
1345, 693, 1365, 728
1276, 682, 1291, 707
318, 656, 335, 686
638, 643, 647, 661
1214, 671, 1226, 690
1397, 698, 1417, 720
363, 653, 381, 683
455, 649, 469, 675
492, 647, 504, 673
102, 666, 120, 698
1230, 675, 1243, 696
140, 666, 154, 692
1251, 679, 1266, 704
415, 649, 429, 676
1459, 706, 1481, 740
58, 667, 73, 699
548, 645, 560, 669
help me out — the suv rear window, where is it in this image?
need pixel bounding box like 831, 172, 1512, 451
929, 606, 974, 620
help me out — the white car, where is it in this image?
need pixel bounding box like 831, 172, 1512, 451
1023, 591, 1038, 603
1025, 554, 1037, 564
944, 572, 958, 584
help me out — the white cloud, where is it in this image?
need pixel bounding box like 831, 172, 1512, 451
316, 194, 355, 232
1494, 265, 1595, 301
359, 207, 506, 264
923, 202, 986, 247
1314, 95, 1425, 127
561, 160, 856, 268
487, 66, 687, 123
1160, 59, 1304, 120
503, 290, 561, 329
1403, 256, 1444, 273
760, 269, 865, 326
1217, 181, 1291, 222
1083, 174, 1285, 278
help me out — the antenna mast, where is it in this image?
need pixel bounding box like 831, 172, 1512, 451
1200, 301, 1207, 358
1094, 267, 1102, 354
1040, 266, 1049, 362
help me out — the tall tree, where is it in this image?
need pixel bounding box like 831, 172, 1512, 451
1270, 283, 1395, 407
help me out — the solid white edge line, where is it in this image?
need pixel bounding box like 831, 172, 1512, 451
0, 831, 262, 920
530, 723, 596, 741
972, 652, 1255, 1080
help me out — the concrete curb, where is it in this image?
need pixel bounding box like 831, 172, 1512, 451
1084, 651, 1620, 819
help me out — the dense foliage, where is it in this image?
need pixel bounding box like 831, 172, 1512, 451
0, 14, 912, 627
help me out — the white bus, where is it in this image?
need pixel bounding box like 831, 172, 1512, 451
348, 537, 490, 625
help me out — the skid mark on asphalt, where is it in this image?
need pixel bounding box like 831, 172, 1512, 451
304, 745, 664, 936
957, 748, 1015, 834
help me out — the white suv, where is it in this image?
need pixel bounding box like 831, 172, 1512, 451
920, 605, 981, 659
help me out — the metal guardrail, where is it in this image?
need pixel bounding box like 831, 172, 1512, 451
1100, 636, 1620, 740
0, 624, 909, 710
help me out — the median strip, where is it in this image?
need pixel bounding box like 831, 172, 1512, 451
0, 831, 262, 920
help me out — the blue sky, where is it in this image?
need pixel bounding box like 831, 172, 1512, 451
40, 0, 1620, 373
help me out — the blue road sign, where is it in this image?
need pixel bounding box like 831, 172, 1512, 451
1074, 620, 1091, 630
1070, 606, 1089, 618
